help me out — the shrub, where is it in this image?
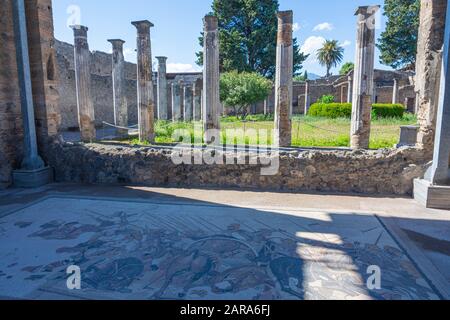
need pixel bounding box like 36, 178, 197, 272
308, 103, 405, 118
317, 94, 335, 104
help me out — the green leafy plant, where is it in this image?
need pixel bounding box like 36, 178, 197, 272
339, 62, 354, 75
317, 95, 335, 104
308, 103, 406, 119
220, 71, 272, 119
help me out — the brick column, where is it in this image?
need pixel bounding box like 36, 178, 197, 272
108, 39, 128, 137
274, 11, 293, 147
156, 56, 168, 120
25, 0, 61, 144
193, 78, 202, 121
71, 25, 96, 142
183, 85, 193, 121
132, 20, 155, 143
350, 6, 379, 149
415, 0, 447, 158
202, 15, 221, 143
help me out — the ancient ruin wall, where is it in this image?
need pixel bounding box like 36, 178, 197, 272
45, 142, 428, 196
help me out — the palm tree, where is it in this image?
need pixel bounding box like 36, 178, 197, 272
316, 40, 344, 78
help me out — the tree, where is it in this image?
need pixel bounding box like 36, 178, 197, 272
339, 62, 354, 75
196, 0, 308, 79
316, 40, 344, 78
377, 0, 420, 70
220, 71, 272, 119
293, 70, 308, 82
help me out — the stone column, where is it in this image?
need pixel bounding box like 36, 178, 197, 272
350, 6, 379, 149
347, 77, 353, 103
193, 78, 202, 121
415, 0, 447, 158
171, 81, 182, 121
156, 56, 168, 120
132, 20, 155, 143
11, 0, 44, 174
264, 99, 268, 115
429, 4, 450, 186
392, 78, 399, 104
304, 80, 310, 114
274, 11, 293, 147
71, 25, 96, 142
108, 39, 128, 137
183, 85, 193, 121
202, 15, 221, 143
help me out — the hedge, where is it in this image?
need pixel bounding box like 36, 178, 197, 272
308, 103, 405, 118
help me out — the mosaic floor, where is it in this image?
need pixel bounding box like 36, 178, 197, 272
0, 196, 440, 300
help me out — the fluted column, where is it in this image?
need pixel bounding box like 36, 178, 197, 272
156, 56, 168, 120
193, 78, 203, 121
131, 20, 155, 143
108, 39, 128, 137
72, 25, 95, 142
172, 81, 182, 121
392, 78, 399, 104
202, 15, 221, 143
183, 85, 193, 121
350, 6, 379, 149
274, 11, 293, 147
304, 81, 310, 114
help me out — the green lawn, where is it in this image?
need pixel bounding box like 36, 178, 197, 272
127, 114, 417, 150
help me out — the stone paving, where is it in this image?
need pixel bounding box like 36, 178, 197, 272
0, 195, 442, 300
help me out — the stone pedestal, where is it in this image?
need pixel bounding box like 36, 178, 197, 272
156, 56, 168, 120
132, 20, 155, 143
202, 15, 221, 143
414, 179, 450, 210
13, 167, 53, 188
72, 25, 96, 142
350, 6, 379, 149
396, 125, 419, 148
108, 39, 128, 137
274, 11, 293, 147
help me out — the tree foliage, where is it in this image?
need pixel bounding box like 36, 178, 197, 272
377, 0, 420, 70
196, 0, 308, 79
339, 62, 354, 75
220, 71, 272, 118
316, 40, 344, 78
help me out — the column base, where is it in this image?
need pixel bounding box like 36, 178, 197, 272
12, 167, 54, 188
414, 179, 450, 210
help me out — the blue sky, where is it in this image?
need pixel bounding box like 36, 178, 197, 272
52, 0, 390, 76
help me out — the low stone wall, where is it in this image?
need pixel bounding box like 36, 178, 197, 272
44, 142, 429, 195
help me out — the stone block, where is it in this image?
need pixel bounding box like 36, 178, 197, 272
396, 125, 419, 148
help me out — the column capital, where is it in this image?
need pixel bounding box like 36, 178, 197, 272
156, 56, 168, 63
277, 10, 293, 24
131, 20, 154, 33
204, 15, 218, 31
355, 5, 380, 17
70, 25, 88, 37
108, 39, 126, 48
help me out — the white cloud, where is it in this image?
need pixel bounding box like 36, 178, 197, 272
123, 48, 136, 61
293, 22, 300, 32
341, 40, 352, 47
300, 36, 326, 74
167, 63, 201, 73
301, 36, 325, 56
313, 22, 334, 32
